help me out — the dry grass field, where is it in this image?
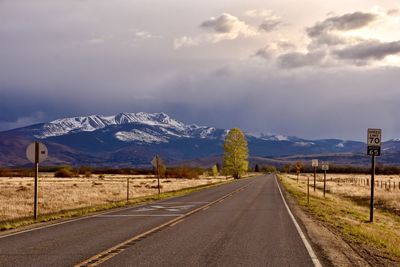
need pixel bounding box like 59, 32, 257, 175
0, 173, 231, 222
281, 173, 400, 262
287, 173, 400, 215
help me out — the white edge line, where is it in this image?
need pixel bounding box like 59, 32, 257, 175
275, 175, 322, 267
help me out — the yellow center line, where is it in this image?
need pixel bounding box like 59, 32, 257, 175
74, 179, 255, 267
169, 219, 185, 227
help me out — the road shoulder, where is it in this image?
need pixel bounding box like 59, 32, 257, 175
277, 176, 370, 267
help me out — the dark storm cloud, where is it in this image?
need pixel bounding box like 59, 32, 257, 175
277, 50, 326, 69
254, 49, 271, 59
333, 41, 400, 61
1, 1, 400, 141
152, 66, 400, 141
307, 12, 377, 37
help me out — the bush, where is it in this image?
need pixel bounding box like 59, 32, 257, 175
78, 166, 93, 175
165, 166, 203, 179
54, 168, 75, 178
260, 165, 277, 173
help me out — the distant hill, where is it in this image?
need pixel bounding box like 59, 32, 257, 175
0, 112, 397, 167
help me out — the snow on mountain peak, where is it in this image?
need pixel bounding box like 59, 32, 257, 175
247, 132, 290, 141
34, 112, 214, 141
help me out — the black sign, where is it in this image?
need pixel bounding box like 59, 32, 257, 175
367, 146, 381, 156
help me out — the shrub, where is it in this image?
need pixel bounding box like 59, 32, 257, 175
54, 168, 75, 178
165, 166, 203, 179
78, 166, 93, 175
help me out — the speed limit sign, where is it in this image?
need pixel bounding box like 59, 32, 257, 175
367, 129, 381, 146
367, 128, 381, 156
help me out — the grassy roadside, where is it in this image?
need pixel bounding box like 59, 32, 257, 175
0, 178, 242, 231
278, 174, 400, 263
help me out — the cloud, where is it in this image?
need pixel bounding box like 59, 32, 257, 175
254, 41, 295, 59
277, 50, 326, 69
200, 13, 258, 42
87, 38, 106, 45
245, 9, 275, 18
174, 12, 261, 48
134, 31, 157, 40
255, 47, 273, 59
307, 12, 377, 38
259, 20, 281, 32
255, 9, 400, 68
174, 36, 198, 49
387, 9, 399, 16
333, 40, 400, 62
244, 9, 282, 32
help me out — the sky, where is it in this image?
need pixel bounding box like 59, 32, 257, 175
1, 0, 400, 141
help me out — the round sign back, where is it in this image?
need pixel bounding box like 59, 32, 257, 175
26, 142, 48, 163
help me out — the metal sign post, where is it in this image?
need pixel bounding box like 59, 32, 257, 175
126, 177, 130, 202
321, 162, 329, 197
312, 159, 318, 192
151, 155, 163, 195
295, 162, 302, 183
367, 128, 381, 223
26, 142, 48, 220
307, 175, 310, 205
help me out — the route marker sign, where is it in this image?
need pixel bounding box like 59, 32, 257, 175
311, 159, 318, 167
367, 128, 381, 156
321, 162, 329, 171
311, 159, 318, 192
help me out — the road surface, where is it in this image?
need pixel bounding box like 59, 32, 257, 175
0, 175, 318, 266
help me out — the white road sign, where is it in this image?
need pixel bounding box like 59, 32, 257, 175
151, 155, 163, 168
321, 162, 329, 171
26, 142, 48, 163
311, 159, 318, 167
367, 128, 382, 147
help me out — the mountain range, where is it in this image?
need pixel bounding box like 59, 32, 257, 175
1, 112, 399, 167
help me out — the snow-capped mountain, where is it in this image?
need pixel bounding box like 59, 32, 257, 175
0, 112, 390, 167
35, 112, 218, 142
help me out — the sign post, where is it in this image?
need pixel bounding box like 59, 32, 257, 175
26, 142, 48, 220
151, 155, 163, 195
367, 128, 381, 223
312, 159, 318, 192
307, 175, 310, 205
321, 162, 329, 197
126, 177, 130, 202
295, 162, 302, 183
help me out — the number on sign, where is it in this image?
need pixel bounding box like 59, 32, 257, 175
369, 137, 380, 144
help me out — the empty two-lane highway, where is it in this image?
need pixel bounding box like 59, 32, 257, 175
0, 175, 319, 267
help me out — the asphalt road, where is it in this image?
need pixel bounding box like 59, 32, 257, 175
0, 175, 317, 267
